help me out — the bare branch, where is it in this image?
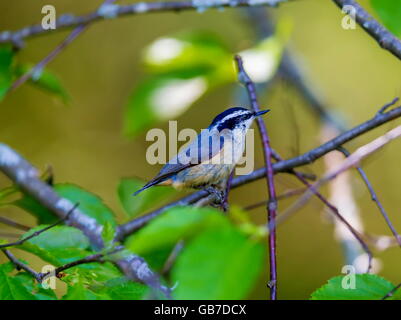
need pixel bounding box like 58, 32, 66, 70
0, 203, 78, 250
9, 0, 118, 92
0, 144, 170, 298
0, 0, 289, 45
235, 54, 278, 299
0, 216, 31, 231
274, 125, 401, 245
337, 146, 401, 247
332, 0, 401, 61
2, 249, 42, 282
382, 282, 401, 300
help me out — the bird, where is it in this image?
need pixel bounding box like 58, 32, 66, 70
133, 107, 270, 204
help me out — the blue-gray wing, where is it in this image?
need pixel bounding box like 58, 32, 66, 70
133, 131, 224, 195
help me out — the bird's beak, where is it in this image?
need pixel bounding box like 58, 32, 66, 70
254, 109, 270, 117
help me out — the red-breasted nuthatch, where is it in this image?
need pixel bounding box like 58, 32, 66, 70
134, 107, 270, 202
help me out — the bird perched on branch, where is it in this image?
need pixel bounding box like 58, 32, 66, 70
134, 107, 269, 205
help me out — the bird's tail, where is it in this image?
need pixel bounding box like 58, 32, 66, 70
132, 180, 159, 196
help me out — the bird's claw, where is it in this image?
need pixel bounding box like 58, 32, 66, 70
205, 187, 227, 211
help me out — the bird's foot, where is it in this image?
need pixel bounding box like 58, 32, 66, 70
205, 187, 227, 211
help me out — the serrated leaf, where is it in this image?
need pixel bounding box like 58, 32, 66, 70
125, 206, 228, 255
15, 64, 69, 102
0, 263, 37, 300
18, 225, 91, 265
311, 274, 401, 300
370, 0, 401, 36
15, 183, 117, 226
171, 227, 265, 299
0, 45, 14, 101
118, 177, 175, 218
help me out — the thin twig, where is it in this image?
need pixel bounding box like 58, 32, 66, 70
0, 144, 171, 298
9, 0, 117, 92
382, 282, 401, 300
0, 0, 289, 45
39, 245, 124, 282
235, 54, 278, 300
2, 249, 41, 282
244, 188, 306, 211
0, 203, 78, 250
0, 216, 31, 231
161, 240, 185, 275
337, 146, 401, 247
273, 125, 401, 246
0, 231, 22, 239
332, 0, 401, 61
273, 145, 373, 273
245, 7, 347, 132
222, 170, 235, 212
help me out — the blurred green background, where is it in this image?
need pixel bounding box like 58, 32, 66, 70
1, 0, 401, 299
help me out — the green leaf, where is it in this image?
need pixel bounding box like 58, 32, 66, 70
0, 263, 37, 300
14, 195, 58, 224
13, 272, 57, 300
118, 177, 175, 218
62, 262, 122, 285
15, 64, 69, 102
124, 69, 210, 136
125, 206, 228, 255
370, 0, 401, 36
18, 225, 91, 265
311, 274, 401, 300
171, 227, 265, 299
63, 281, 109, 300
15, 183, 117, 226
94, 277, 148, 300
0, 45, 14, 101
55, 184, 117, 227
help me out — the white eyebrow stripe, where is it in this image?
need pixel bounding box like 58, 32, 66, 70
220, 110, 251, 123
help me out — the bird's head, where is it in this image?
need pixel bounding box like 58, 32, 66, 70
209, 107, 270, 132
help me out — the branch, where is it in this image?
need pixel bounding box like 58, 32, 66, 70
0, 0, 289, 45
2, 249, 42, 282
337, 146, 401, 247
275, 125, 401, 242
9, 0, 118, 92
382, 282, 401, 300
234, 54, 278, 300
244, 7, 347, 132
39, 245, 124, 282
0, 203, 78, 250
116, 99, 401, 239
0, 216, 31, 231
0, 144, 170, 298
332, 0, 401, 61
